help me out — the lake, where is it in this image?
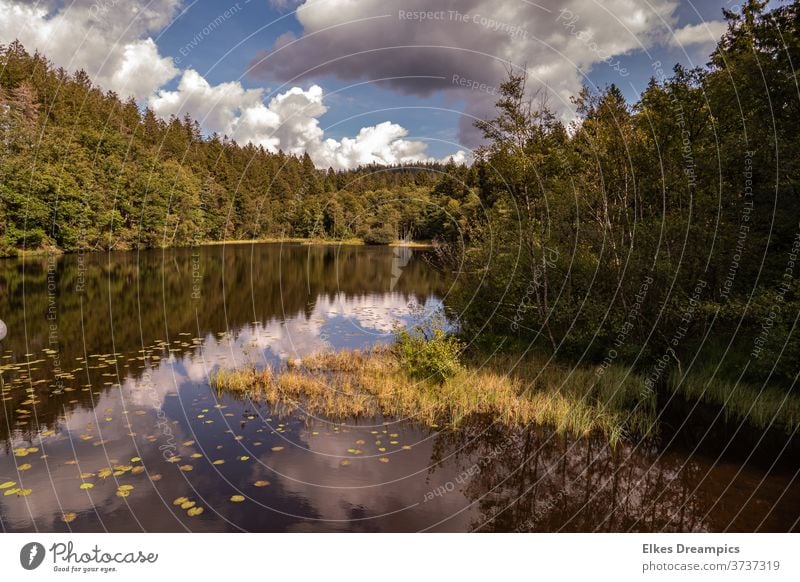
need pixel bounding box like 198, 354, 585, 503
0, 243, 798, 532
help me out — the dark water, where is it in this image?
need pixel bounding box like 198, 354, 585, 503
0, 244, 797, 532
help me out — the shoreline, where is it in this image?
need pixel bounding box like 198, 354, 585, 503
211, 345, 800, 448
2, 237, 435, 259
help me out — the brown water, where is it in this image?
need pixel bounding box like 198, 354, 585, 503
0, 244, 798, 532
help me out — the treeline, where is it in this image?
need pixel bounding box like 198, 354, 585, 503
0, 40, 475, 255
451, 0, 800, 391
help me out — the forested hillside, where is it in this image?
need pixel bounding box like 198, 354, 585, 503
452, 0, 800, 395
0, 40, 474, 255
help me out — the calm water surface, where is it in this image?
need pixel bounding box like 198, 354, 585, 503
0, 244, 797, 532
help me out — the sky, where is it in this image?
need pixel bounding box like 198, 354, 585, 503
0, 0, 769, 169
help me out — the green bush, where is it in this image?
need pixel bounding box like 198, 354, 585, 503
363, 225, 395, 245
394, 322, 464, 383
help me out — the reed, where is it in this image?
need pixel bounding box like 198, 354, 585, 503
669, 364, 800, 434
211, 347, 657, 446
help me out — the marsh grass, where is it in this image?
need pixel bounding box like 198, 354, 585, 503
669, 364, 800, 434
212, 347, 657, 447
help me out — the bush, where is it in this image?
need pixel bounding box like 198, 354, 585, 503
363, 225, 395, 245
394, 322, 463, 383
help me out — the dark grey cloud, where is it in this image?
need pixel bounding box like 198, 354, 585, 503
248, 0, 681, 146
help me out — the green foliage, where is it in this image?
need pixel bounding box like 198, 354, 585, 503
0, 41, 471, 256
449, 1, 800, 402
394, 321, 464, 383
363, 225, 395, 245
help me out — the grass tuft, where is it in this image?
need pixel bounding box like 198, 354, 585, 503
211, 346, 657, 446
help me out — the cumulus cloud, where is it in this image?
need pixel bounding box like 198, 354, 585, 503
670, 20, 728, 48
0, 0, 180, 100
0, 0, 463, 168
248, 0, 681, 145
150, 70, 465, 169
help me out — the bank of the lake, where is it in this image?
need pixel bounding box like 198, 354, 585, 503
1, 237, 437, 259
212, 343, 800, 449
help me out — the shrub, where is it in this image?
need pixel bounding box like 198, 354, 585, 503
394, 322, 463, 383
363, 225, 395, 245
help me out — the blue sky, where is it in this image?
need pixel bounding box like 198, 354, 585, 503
0, 0, 772, 168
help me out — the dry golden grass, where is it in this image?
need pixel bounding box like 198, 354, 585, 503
212, 347, 656, 446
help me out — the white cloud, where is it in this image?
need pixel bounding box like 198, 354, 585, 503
251, 0, 682, 144
109, 39, 180, 101
670, 20, 728, 48
150, 71, 465, 169
0, 0, 180, 100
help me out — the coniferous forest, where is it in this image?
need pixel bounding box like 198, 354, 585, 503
0, 40, 469, 254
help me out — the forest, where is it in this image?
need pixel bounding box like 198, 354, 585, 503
1, 1, 798, 427
448, 0, 800, 416
0, 41, 474, 254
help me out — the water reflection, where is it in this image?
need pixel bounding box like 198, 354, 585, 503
0, 244, 797, 532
